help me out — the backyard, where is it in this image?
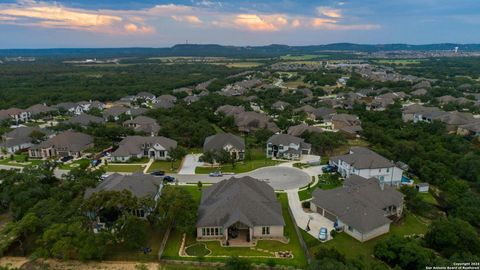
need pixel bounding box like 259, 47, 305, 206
302, 211, 429, 264
161, 190, 308, 268
195, 149, 283, 174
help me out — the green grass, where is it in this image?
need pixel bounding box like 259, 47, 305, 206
281, 54, 327, 60
0, 155, 43, 167
59, 158, 90, 170
104, 226, 165, 262
104, 164, 145, 173
304, 211, 429, 264
162, 192, 307, 268
211, 124, 224, 133
185, 243, 210, 257
298, 174, 342, 201
195, 149, 282, 174
110, 157, 150, 164
147, 160, 182, 173
374, 59, 422, 65
418, 192, 439, 206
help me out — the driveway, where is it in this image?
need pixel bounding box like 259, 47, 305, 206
287, 190, 335, 241
178, 154, 203, 175
172, 166, 310, 190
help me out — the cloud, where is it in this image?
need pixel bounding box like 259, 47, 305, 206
233, 14, 279, 31
291, 19, 301, 28
124, 23, 154, 33
316, 6, 342, 18
0, 0, 153, 34
171, 15, 203, 25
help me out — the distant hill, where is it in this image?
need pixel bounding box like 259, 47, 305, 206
1, 43, 480, 58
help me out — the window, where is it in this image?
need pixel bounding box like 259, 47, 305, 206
262, 226, 270, 235
159, 151, 165, 157
387, 168, 390, 172
215, 228, 219, 235
202, 228, 206, 236
219, 227, 224, 235
348, 226, 353, 232
379, 169, 381, 172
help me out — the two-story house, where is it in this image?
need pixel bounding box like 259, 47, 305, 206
329, 147, 404, 186
266, 134, 311, 160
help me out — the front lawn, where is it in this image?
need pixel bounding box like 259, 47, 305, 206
303, 211, 429, 264
0, 155, 43, 167
104, 164, 145, 173
195, 149, 282, 174
162, 192, 308, 268
110, 157, 150, 164
298, 173, 342, 201
147, 160, 182, 173
59, 159, 91, 170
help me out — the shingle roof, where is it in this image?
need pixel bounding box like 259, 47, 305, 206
215, 105, 245, 116
234, 111, 279, 133
123, 116, 161, 134
331, 147, 394, 169
203, 133, 245, 152
66, 114, 104, 126
197, 176, 285, 227
111, 136, 177, 157
287, 124, 323, 137
27, 104, 56, 115
311, 175, 404, 233
103, 106, 130, 118
32, 131, 93, 152
84, 173, 160, 199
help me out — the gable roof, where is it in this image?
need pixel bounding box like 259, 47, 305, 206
84, 173, 160, 199
203, 133, 245, 152
32, 131, 93, 152
27, 104, 56, 115
197, 176, 285, 228
215, 105, 245, 116
66, 114, 104, 126
123, 116, 161, 134
111, 136, 177, 157
331, 147, 394, 169
311, 175, 404, 233
287, 123, 323, 137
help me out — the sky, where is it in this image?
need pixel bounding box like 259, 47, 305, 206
0, 0, 479, 48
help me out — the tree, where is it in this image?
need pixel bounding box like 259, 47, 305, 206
115, 215, 148, 250
425, 218, 480, 258
168, 146, 187, 170
155, 186, 197, 233
197, 181, 203, 190
199, 150, 216, 167
224, 256, 252, 270
216, 149, 232, 166
29, 130, 46, 143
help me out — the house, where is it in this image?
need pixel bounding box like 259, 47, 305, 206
294, 106, 336, 122
410, 88, 428, 96
266, 134, 311, 160
457, 120, 480, 137
196, 176, 285, 245
1, 127, 53, 154
110, 136, 177, 162
55, 101, 104, 115
330, 147, 404, 186
271, 101, 290, 111
123, 116, 160, 136
130, 107, 148, 117
133, 92, 156, 103
102, 106, 130, 121
157, 94, 177, 104
215, 105, 245, 117
432, 111, 475, 132
287, 123, 323, 137
65, 113, 104, 127
310, 175, 404, 242
0, 108, 30, 123
401, 104, 441, 122
234, 111, 280, 133
152, 99, 175, 109
29, 131, 94, 159
26, 104, 57, 119
183, 95, 200, 105
84, 173, 163, 228
203, 133, 245, 161
331, 114, 362, 136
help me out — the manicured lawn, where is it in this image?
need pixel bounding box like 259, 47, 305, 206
147, 160, 182, 173
162, 192, 307, 268
418, 192, 439, 206
298, 174, 342, 201
304, 211, 429, 264
195, 149, 282, 174
104, 164, 145, 173
59, 158, 90, 170
110, 157, 150, 164
104, 226, 165, 262
0, 155, 43, 167
185, 243, 210, 257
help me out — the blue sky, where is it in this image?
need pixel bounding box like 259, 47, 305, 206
0, 0, 479, 48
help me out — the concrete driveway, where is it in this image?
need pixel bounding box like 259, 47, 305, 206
178, 154, 203, 175
287, 190, 335, 241
173, 166, 310, 190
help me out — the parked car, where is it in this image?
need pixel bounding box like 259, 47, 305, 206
163, 176, 176, 183
318, 227, 328, 241
91, 159, 102, 167
209, 171, 223, 177
322, 165, 336, 173
150, 170, 165, 176
100, 173, 109, 180
59, 156, 73, 163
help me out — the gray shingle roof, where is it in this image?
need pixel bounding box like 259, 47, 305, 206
66, 114, 104, 126
32, 131, 93, 152
267, 134, 305, 145
287, 124, 323, 137
331, 147, 394, 169
215, 105, 245, 116
84, 173, 160, 199
27, 104, 56, 115
111, 136, 177, 157
311, 175, 404, 233
203, 133, 245, 152
197, 176, 285, 227
123, 116, 161, 134
103, 106, 130, 118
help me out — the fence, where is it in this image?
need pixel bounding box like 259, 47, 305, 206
287, 204, 312, 264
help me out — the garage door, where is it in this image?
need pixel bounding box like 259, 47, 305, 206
324, 210, 337, 222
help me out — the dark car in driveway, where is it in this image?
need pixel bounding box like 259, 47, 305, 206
59, 156, 73, 163
322, 165, 336, 173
